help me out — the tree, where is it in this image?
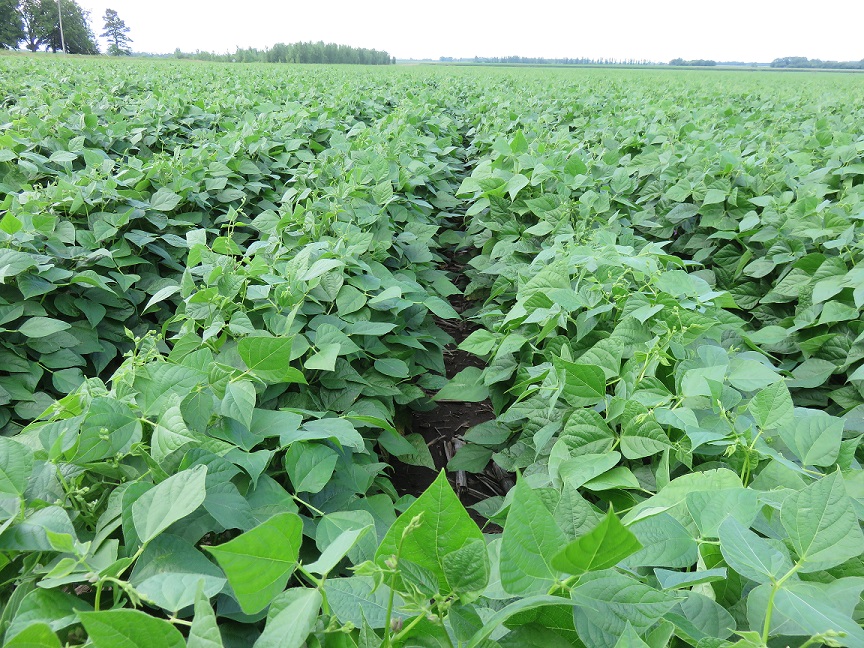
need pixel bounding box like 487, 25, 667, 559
19, 0, 98, 54
0, 0, 24, 49
19, 0, 52, 51
101, 8, 131, 55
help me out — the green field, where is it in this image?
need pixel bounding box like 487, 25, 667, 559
1, 56, 864, 647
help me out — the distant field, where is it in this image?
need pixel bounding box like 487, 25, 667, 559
2, 56, 864, 647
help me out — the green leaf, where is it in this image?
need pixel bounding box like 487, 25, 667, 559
304, 343, 340, 371
373, 358, 409, 378
442, 537, 490, 593
747, 380, 793, 430
446, 443, 493, 473
151, 405, 197, 463
149, 187, 182, 211
0, 438, 33, 496
778, 408, 844, 467
654, 567, 727, 590
129, 535, 226, 612
79, 610, 185, 648
551, 508, 642, 575
780, 471, 864, 571
702, 189, 726, 205
500, 473, 566, 595
570, 570, 679, 639
305, 525, 372, 576
686, 488, 761, 538
17, 317, 70, 338
255, 588, 322, 648
787, 358, 836, 389
5, 588, 91, 642
132, 465, 207, 544
375, 470, 487, 595
464, 595, 575, 648
620, 402, 671, 459
221, 380, 256, 429
760, 579, 864, 644
718, 516, 792, 583
553, 358, 606, 407
205, 512, 303, 614
238, 337, 303, 383
434, 367, 489, 402
284, 442, 338, 494
3, 623, 62, 648
324, 576, 403, 629
614, 622, 650, 648
458, 329, 497, 356
186, 585, 224, 648
625, 513, 696, 568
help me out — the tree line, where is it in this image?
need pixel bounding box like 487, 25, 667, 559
440, 56, 658, 66
668, 58, 717, 66
770, 56, 864, 70
171, 42, 395, 65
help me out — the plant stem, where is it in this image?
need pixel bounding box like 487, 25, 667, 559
94, 580, 103, 611
761, 564, 800, 644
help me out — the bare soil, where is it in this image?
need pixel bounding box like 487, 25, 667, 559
389, 253, 513, 528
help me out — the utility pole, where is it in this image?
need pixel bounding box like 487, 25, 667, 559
57, 0, 66, 54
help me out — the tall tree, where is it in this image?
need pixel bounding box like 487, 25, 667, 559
0, 0, 24, 49
19, 0, 52, 51
101, 8, 131, 56
19, 0, 98, 54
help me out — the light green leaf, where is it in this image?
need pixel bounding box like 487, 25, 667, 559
702, 189, 726, 205
221, 380, 256, 428
571, 570, 679, 638
778, 408, 844, 467
686, 488, 761, 538
79, 610, 185, 648
439, 537, 489, 594
5, 588, 91, 641
500, 474, 566, 595
620, 402, 671, 459
747, 380, 793, 430
434, 367, 489, 402
130, 535, 226, 613
551, 508, 642, 575
3, 622, 61, 648
718, 516, 792, 583
284, 442, 338, 494
238, 337, 303, 384
373, 358, 409, 378
132, 465, 207, 544
553, 357, 606, 407
614, 622, 650, 648
255, 588, 322, 648
150, 187, 182, 212
0, 438, 33, 496
324, 576, 403, 629
780, 471, 864, 571
186, 585, 223, 648
458, 330, 498, 356
625, 513, 696, 568
17, 317, 70, 338
205, 512, 302, 614
304, 343, 340, 371
654, 567, 728, 590
464, 595, 574, 648
375, 470, 487, 595
305, 525, 372, 576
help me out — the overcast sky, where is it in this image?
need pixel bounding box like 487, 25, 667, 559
79, 0, 864, 63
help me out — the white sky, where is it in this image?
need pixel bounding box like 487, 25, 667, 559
79, 0, 864, 63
